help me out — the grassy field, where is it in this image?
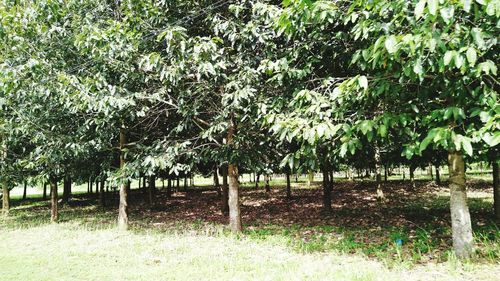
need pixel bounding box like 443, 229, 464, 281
1, 176, 499, 281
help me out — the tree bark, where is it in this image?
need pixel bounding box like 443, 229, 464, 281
167, 178, 172, 198
62, 176, 71, 204
227, 116, 242, 233
307, 171, 314, 187
264, 174, 270, 193
410, 165, 416, 188
255, 174, 260, 189
448, 150, 474, 258
322, 168, 332, 213
50, 178, 58, 223
435, 165, 441, 185
43, 183, 47, 200
99, 178, 105, 207
228, 164, 242, 232
2, 182, 9, 215
148, 175, 155, 206
214, 166, 221, 196
22, 181, 27, 200
95, 179, 99, 196
492, 159, 499, 223
117, 127, 129, 231
286, 171, 291, 198
221, 165, 229, 216
374, 145, 385, 200
89, 177, 93, 194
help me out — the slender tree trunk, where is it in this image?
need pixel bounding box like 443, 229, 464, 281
286, 171, 291, 198
95, 179, 99, 196
228, 164, 242, 232
176, 177, 180, 192
374, 145, 385, 200
138, 176, 141, 190
142, 177, 147, 195
148, 175, 155, 206
214, 166, 220, 196
264, 174, 270, 193
22, 181, 27, 200
167, 178, 172, 198
435, 165, 441, 185
410, 165, 416, 188
2, 182, 10, 215
227, 116, 242, 233
255, 174, 260, 189
448, 150, 474, 258
429, 163, 434, 181
322, 168, 332, 213
384, 165, 388, 183
492, 159, 499, 223
99, 178, 105, 207
43, 183, 47, 200
117, 127, 129, 231
89, 178, 93, 194
50, 178, 58, 223
221, 165, 229, 216
307, 171, 314, 187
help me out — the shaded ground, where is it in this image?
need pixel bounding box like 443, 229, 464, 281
2, 179, 499, 265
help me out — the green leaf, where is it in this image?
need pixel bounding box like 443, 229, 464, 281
444, 51, 454, 66
466, 47, 477, 65
415, 0, 426, 19
461, 0, 472, 12
358, 75, 368, 90
385, 35, 398, 54
462, 138, 473, 156
428, 0, 439, 15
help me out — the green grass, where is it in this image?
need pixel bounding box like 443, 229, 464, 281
1, 176, 499, 280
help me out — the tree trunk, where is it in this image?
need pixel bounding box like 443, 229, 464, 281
307, 171, 314, 187
435, 165, 441, 185
221, 165, 229, 216
448, 150, 474, 258
492, 159, 499, 223
384, 165, 388, 183
213, 166, 220, 196
22, 181, 27, 200
43, 183, 47, 200
228, 164, 242, 232
62, 176, 71, 204
167, 178, 172, 198
148, 175, 155, 206
89, 178, 93, 194
264, 174, 270, 193
429, 163, 434, 181
2, 182, 10, 215
255, 174, 260, 189
95, 180, 99, 196
227, 116, 242, 233
99, 178, 105, 207
142, 177, 147, 195
286, 171, 291, 198
410, 165, 416, 188
322, 168, 332, 213
374, 145, 385, 200
117, 127, 129, 231
50, 178, 58, 223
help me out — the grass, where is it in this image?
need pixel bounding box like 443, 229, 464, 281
1, 176, 499, 280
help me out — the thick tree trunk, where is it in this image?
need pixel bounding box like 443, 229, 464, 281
286, 171, 291, 198
221, 165, 229, 216
448, 150, 474, 258
117, 127, 129, 231
374, 145, 385, 200
264, 174, 270, 193
322, 168, 332, 213
50, 178, 58, 223
2, 182, 10, 215
228, 164, 242, 233
43, 183, 47, 200
435, 165, 441, 185
62, 176, 71, 204
492, 159, 499, 223
22, 181, 27, 200
99, 178, 105, 207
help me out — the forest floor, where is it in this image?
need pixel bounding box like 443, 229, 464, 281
1, 178, 499, 280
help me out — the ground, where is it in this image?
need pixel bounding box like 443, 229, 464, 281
1, 176, 499, 280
